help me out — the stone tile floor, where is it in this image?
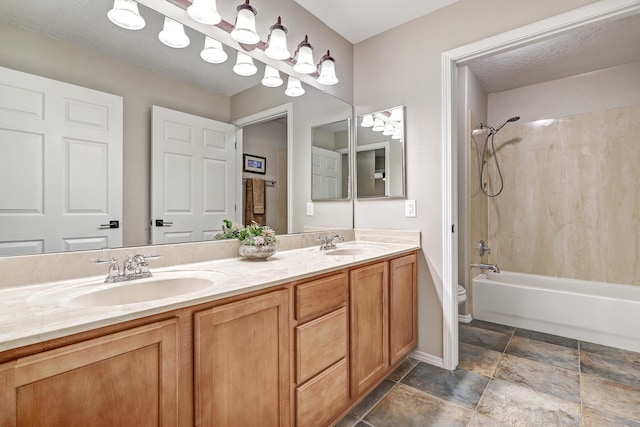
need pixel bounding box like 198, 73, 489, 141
335, 320, 640, 426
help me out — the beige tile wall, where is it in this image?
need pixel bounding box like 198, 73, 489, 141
486, 105, 640, 285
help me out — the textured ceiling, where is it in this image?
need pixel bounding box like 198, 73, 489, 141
467, 12, 640, 93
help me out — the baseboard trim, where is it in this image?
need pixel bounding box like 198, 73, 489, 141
458, 313, 473, 323
409, 350, 443, 368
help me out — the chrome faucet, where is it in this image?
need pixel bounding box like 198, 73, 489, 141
91, 254, 161, 283
471, 263, 500, 273
318, 234, 344, 250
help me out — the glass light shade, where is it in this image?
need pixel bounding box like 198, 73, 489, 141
285, 76, 305, 97
261, 65, 283, 87
158, 17, 190, 48
265, 27, 291, 60
392, 128, 402, 140
317, 57, 338, 85
389, 107, 403, 121
187, 0, 221, 25
233, 52, 257, 76
230, 4, 260, 45
361, 114, 374, 127
200, 37, 227, 63
107, 0, 145, 30
372, 118, 385, 132
294, 45, 316, 74
383, 124, 394, 136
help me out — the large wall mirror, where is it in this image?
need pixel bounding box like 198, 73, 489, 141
356, 106, 405, 198
311, 119, 350, 200
0, 0, 353, 257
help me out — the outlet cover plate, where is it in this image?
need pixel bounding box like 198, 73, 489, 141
405, 199, 416, 217
306, 201, 314, 216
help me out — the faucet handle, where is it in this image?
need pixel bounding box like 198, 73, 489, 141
90, 257, 121, 282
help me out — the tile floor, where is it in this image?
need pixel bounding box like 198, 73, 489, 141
335, 320, 640, 426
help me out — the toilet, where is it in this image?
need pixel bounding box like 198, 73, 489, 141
457, 285, 467, 304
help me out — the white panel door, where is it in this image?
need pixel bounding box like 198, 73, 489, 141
312, 146, 341, 199
151, 106, 237, 244
0, 66, 123, 256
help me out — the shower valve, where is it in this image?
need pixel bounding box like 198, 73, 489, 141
478, 240, 491, 257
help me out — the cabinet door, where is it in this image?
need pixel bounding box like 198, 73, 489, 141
194, 290, 290, 427
349, 262, 389, 397
389, 253, 418, 366
0, 320, 178, 427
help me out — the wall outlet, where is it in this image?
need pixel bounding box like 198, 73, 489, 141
306, 201, 314, 216
405, 199, 417, 217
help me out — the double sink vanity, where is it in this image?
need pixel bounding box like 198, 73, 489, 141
0, 230, 419, 426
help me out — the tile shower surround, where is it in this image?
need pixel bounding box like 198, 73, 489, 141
336, 320, 640, 426
483, 104, 640, 285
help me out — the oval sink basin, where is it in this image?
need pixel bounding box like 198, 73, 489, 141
68, 277, 215, 308
324, 244, 386, 257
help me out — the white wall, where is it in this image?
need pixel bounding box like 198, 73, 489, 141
488, 61, 640, 124
353, 0, 600, 360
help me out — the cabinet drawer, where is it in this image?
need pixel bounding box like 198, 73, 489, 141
295, 272, 347, 320
296, 307, 347, 384
296, 358, 349, 427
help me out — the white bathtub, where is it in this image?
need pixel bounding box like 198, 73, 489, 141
472, 271, 640, 352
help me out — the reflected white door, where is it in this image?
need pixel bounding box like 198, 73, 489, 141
151, 106, 237, 244
312, 146, 341, 199
0, 66, 123, 256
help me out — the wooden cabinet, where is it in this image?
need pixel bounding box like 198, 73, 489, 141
389, 253, 418, 366
194, 290, 290, 427
0, 250, 418, 427
349, 254, 418, 398
293, 273, 349, 427
0, 320, 179, 427
349, 261, 389, 397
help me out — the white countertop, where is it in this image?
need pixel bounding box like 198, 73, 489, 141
0, 240, 420, 353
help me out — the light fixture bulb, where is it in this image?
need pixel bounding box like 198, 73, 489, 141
261, 65, 283, 87
392, 128, 402, 140
187, 0, 221, 25
107, 0, 145, 30
200, 36, 228, 63
317, 50, 338, 85
285, 76, 305, 97
233, 51, 257, 76
361, 114, 374, 127
230, 1, 260, 45
383, 124, 394, 136
372, 118, 385, 132
293, 36, 316, 74
264, 17, 291, 60
158, 17, 190, 48
389, 107, 403, 121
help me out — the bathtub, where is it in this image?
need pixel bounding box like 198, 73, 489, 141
472, 271, 640, 353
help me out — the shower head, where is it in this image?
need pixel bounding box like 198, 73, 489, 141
494, 116, 520, 133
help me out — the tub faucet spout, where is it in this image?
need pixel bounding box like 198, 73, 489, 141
471, 263, 500, 273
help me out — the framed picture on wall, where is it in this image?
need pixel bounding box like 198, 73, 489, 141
243, 154, 266, 174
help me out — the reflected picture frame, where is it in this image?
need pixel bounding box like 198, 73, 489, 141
243, 154, 266, 174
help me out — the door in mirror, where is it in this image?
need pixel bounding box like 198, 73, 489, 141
311, 119, 351, 200
356, 107, 405, 198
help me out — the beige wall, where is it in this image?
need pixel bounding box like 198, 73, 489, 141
0, 22, 230, 248
353, 0, 600, 358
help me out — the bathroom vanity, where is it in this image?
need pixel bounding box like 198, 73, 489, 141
0, 234, 419, 426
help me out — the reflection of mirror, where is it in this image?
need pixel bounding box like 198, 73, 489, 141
0, 0, 353, 256
311, 120, 350, 200
356, 106, 405, 198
